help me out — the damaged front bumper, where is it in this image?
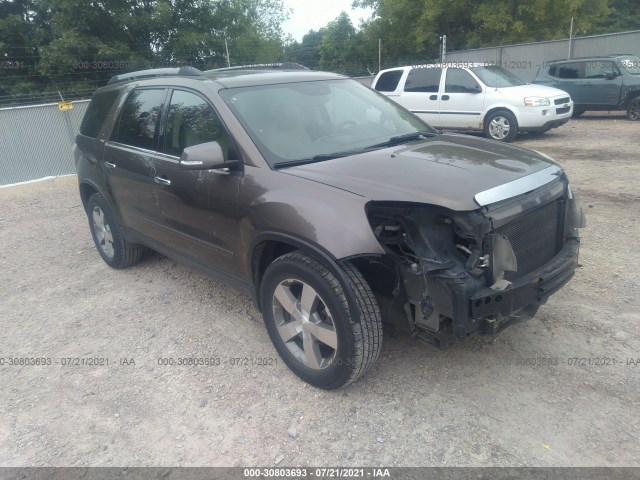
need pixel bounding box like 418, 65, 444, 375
365, 178, 584, 348
469, 239, 579, 334
398, 237, 580, 347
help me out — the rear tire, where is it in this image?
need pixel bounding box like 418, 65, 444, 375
260, 252, 382, 389
484, 110, 518, 142
627, 97, 640, 121
86, 193, 145, 269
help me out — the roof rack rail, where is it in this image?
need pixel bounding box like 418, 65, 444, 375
206, 62, 309, 72
108, 66, 204, 84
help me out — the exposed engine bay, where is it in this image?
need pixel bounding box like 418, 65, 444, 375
355, 175, 585, 348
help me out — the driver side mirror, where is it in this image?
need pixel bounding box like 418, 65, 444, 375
472, 85, 483, 93
179, 141, 240, 173
602, 71, 617, 80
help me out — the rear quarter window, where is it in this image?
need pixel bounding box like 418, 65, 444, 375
79, 90, 119, 138
375, 70, 403, 92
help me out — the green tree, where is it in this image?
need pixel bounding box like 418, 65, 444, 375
355, 0, 612, 66
318, 12, 366, 75
594, 0, 640, 33
285, 28, 324, 69
0, 0, 290, 104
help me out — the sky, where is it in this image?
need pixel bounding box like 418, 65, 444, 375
280, 0, 373, 42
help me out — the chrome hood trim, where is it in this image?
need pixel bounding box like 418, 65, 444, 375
474, 165, 563, 207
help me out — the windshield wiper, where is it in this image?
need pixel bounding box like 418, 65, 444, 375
368, 130, 438, 149
272, 131, 438, 169
272, 150, 360, 169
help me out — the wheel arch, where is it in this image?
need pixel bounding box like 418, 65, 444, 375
249, 232, 365, 322
481, 105, 520, 129
79, 181, 100, 212
623, 88, 640, 108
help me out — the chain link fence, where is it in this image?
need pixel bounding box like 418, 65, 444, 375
0, 100, 89, 186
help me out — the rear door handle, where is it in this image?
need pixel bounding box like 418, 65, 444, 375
104, 162, 116, 169
429, 95, 438, 100
441, 95, 450, 101
154, 176, 171, 186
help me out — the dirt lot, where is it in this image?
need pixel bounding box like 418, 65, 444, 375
1, 112, 639, 467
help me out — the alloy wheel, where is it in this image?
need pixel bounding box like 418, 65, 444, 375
272, 279, 338, 370
92, 206, 114, 258
629, 99, 640, 120
489, 116, 511, 140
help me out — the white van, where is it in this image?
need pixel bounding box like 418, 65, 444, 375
372, 64, 573, 142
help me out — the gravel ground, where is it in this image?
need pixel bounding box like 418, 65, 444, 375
0, 112, 639, 467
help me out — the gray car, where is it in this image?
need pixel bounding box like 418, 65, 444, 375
533, 54, 640, 120
75, 67, 585, 389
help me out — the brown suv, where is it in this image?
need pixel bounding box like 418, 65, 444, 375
75, 67, 585, 389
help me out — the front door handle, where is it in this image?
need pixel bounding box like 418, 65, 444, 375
441, 95, 450, 101
154, 176, 171, 186
104, 162, 116, 169
429, 95, 438, 100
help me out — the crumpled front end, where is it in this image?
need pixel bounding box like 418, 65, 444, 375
360, 170, 585, 347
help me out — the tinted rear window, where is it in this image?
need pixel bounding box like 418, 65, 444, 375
80, 90, 119, 138
113, 89, 165, 150
404, 68, 442, 92
375, 70, 403, 92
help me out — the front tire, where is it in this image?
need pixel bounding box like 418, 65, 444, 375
627, 97, 640, 121
484, 110, 518, 142
260, 252, 382, 389
86, 193, 145, 269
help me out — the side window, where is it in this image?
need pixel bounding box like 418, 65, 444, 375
557, 63, 583, 79
375, 70, 403, 92
445, 68, 480, 93
585, 60, 616, 78
404, 68, 442, 93
80, 90, 119, 138
113, 89, 165, 150
164, 90, 231, 159
548, 66, 558, 77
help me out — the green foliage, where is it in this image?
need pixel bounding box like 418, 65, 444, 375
319, 12, 362, 74
2, 0, 639, 105
0, 0, 289, 104
352, 0, 631, 68
285, 29, 324, 69
594, 0, 640, 33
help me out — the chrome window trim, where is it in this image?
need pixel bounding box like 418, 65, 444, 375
105, 141, 180, 164
474, 165, 563, 207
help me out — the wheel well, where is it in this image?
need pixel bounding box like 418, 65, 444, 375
251, 241, 387, 309
482, 106, 517, 129
348, 256, 397, 298
79, 183, 98, 212
252, 240, 298, 294
625, 92, 640, 107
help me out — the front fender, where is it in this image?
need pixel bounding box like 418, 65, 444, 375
238, 167, 384, 262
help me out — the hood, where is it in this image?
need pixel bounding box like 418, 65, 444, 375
282, 134, 559, 211
496, 83, 570, 98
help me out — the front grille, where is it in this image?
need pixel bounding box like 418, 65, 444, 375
554, 97, 570, 105
495, 200, 562, 281
556, 107, 571, 114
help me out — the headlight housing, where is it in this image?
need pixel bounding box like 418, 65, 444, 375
524, 97, 550, 107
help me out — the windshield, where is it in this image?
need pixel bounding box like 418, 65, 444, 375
220, 79, 435, 168
618, 55, 640, 75
470, 66, 527, 88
